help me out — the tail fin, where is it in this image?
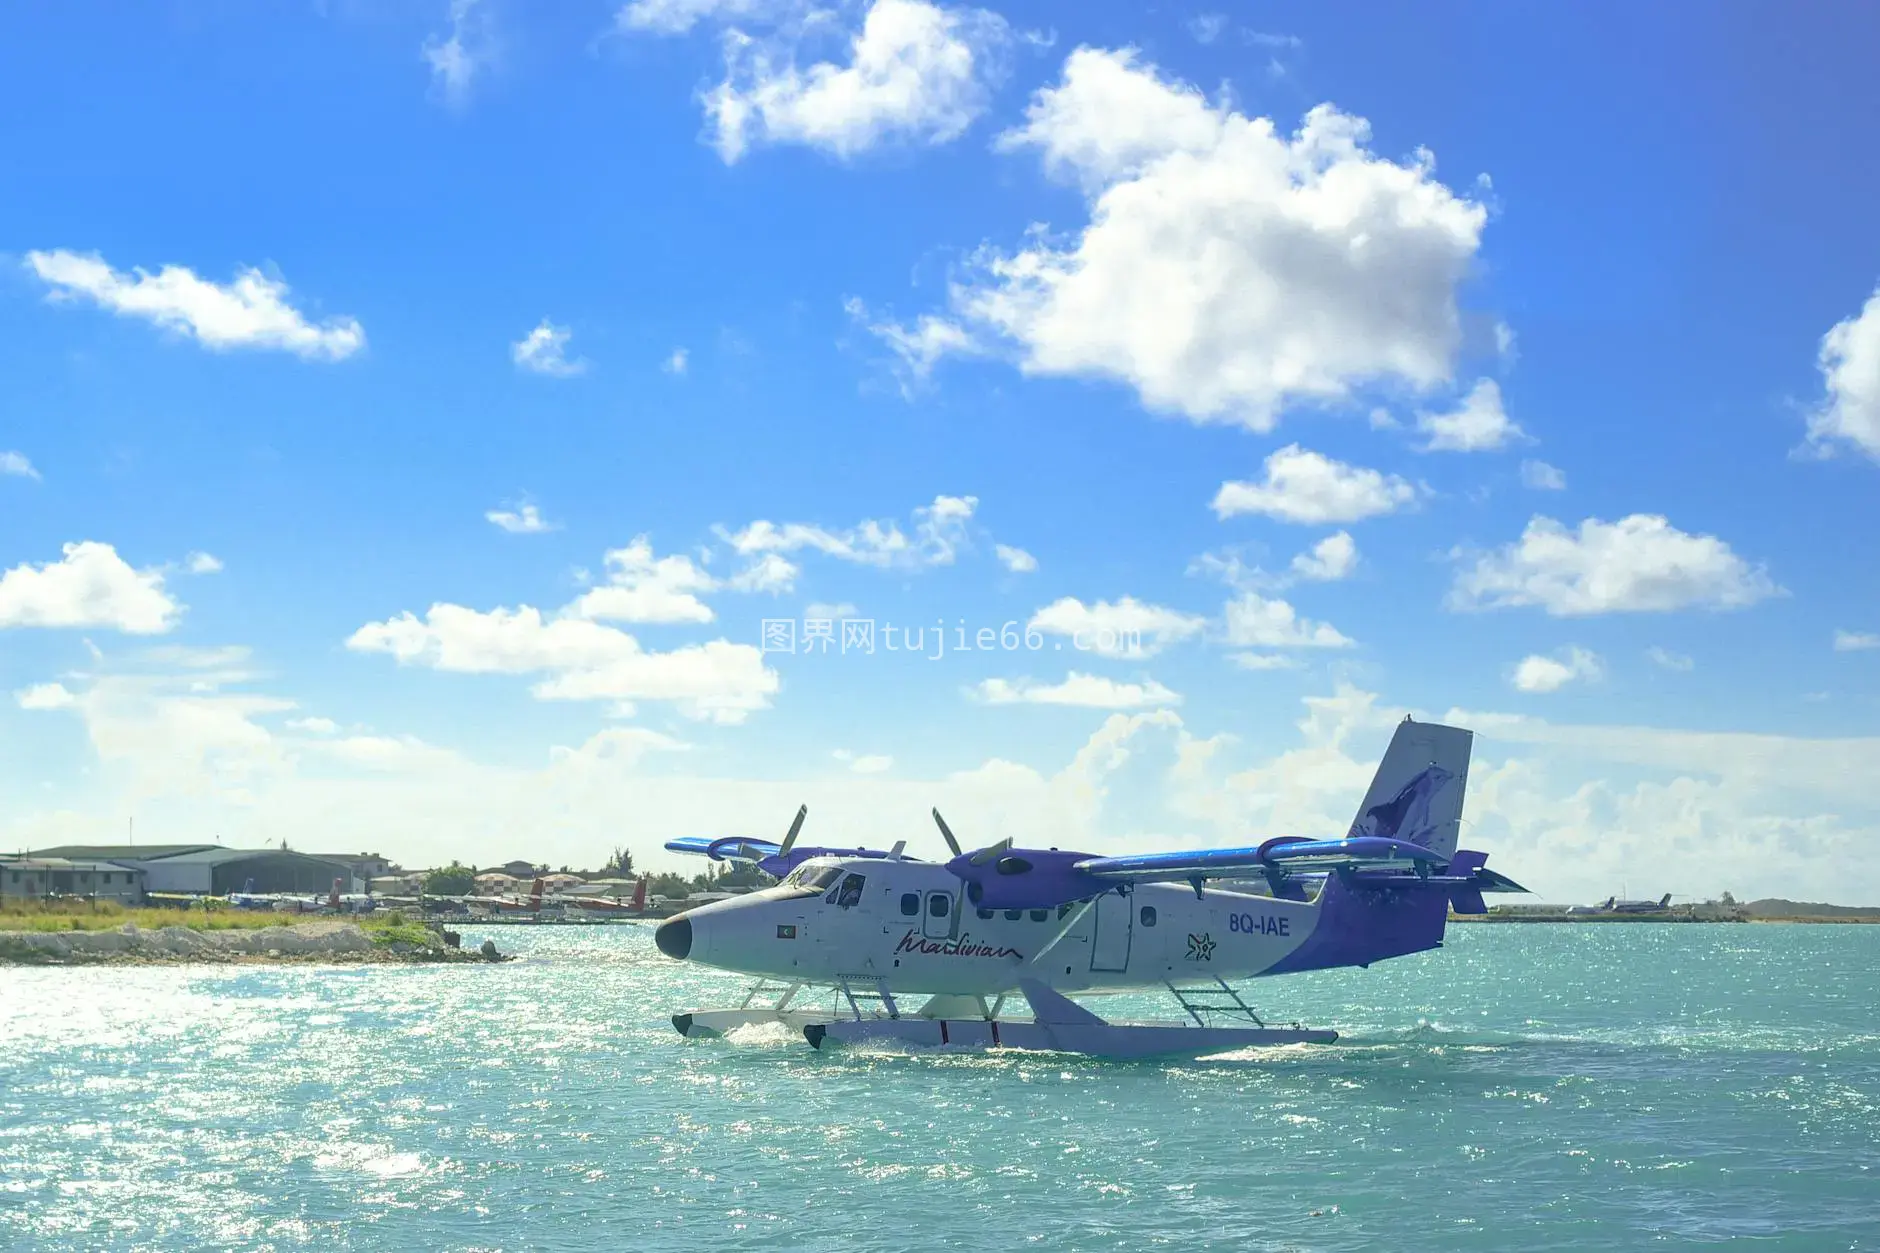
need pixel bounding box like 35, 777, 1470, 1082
1347, 717, 1473, 862
530, 877, 545, 908
1660, 893, 1672, 908
631, 875, 647, 912
329, 877, 342, 909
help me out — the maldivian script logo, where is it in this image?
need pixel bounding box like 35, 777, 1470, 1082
894, 930, 1022, 960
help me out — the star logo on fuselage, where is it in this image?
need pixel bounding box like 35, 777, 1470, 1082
1186, 932, 1216, 961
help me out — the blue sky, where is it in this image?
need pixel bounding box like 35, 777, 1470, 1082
3, 0, 1877, 903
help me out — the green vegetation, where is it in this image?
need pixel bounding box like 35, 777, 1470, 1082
364, 912, 441, 949
423, 861, 476, 895
0, 899, 298, 933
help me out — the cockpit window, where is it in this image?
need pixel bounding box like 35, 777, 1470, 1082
833, 873, 866, 908
787, 865, 843, 892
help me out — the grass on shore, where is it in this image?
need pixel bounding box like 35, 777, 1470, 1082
0, 899, 436, 939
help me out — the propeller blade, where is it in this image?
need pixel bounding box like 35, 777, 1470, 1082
967, 837, 1013, 867
778, 804, 808, 856
931, 808, 963, 858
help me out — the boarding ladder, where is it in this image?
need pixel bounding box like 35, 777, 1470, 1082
834, 974, 901, 1021
1166, 977, 1268, 1028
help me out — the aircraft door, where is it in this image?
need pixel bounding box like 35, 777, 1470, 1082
1089, 891, 1132, 972
922, 890, 955, 940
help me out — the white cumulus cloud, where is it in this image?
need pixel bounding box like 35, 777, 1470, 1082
569, 537, 721, 625
287, 716, 340, 735
487, 502, 557, 534
1228, 652, 1302, 671
1289, 531, 1357, 582
1222, 592, 1352, 649
975, 671, 1181, 709
1416, 378, 1525, 452
1510, 646, 1603, 694
1028, 596, 1206, 658
1213, 445, 1418, 524
719, 494, 977, 570
186, 552, 224, 574
15, 682, 76, 711
995, 543, 1037, 573
1451, 514, 1780, 617
705, 0, 1009, 163
347, 602, 778, 724
25, 250, 364, 361
614, 0, 772, 36
1647, 646, 1694, 672
0, 542, 181, 634
1807, 286, 1880, 461
833, 748, 895, 773
1834, 629, 1880, 652
664, 347, 689, 375
2, 452, 40, 480
1520, 459, 1566, 491
908, 48, 1487, 427
512, 319, 587, 377
423, 0, 496, 106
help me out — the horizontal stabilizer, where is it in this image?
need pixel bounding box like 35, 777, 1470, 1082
1076, 835, 1446, 885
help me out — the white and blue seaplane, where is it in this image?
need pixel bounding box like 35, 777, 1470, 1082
655, 718, 1526, 1058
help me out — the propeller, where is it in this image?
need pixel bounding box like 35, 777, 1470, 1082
777, 804, 808, 856
931, 808, 962, 858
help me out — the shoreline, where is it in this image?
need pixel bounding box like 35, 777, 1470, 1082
0, 919, 512, 966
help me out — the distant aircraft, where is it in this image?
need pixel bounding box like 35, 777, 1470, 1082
466, 877, 547, 915
1603, 893, 1673, 913
566, 875, 650, 920
654, 717, 1527, 1057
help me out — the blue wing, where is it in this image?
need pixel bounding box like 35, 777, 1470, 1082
1076, 836, 1447, 883
663, 836, 783, 863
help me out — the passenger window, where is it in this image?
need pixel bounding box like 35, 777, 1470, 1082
929, 894, 951, 918
901, 893, 920, 916
1026, 909, 1045, 922
835, 873, 866, 908
977, 908, 995, 920
1140, 906, 1157, 927
1003, 909, 1022, 921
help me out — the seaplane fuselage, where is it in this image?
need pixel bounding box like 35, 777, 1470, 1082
655, 857, 1389, 996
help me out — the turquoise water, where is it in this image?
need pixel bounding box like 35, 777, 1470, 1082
2, 924, 1876, 1251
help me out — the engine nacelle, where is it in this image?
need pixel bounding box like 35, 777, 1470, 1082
943, 848, 1111, 911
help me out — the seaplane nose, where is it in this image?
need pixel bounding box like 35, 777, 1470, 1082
654, 915, 692, 961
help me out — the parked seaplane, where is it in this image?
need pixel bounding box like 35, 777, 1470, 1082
654, 717, 1527, 1057
565, 875, 650, 920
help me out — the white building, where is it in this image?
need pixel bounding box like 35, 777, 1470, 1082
1, 857, 145, 903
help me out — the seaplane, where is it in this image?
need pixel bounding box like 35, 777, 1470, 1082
654, 717, 1527, 1058
465, 877, 548, 917
564, 876, 650, 921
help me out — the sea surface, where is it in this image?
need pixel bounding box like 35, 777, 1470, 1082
2, 923, 1876, 1251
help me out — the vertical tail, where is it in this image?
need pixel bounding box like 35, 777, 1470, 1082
1347, 717, 1473, 862
530, 877, 545, 909
1660, 893, 1672, 908
631, 875, 647, 912
329, 877, 342, 909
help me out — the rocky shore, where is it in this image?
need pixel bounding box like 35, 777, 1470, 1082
0, 919, 510, 965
